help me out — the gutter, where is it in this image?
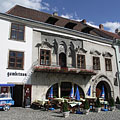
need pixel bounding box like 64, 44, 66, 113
0, 12, 113, 45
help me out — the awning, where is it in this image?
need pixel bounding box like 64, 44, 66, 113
0, 84, 15, 87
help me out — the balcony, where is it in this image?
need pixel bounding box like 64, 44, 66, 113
33, 65, 96, 75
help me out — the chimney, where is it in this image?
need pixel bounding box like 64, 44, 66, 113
99, 24, 104, 30
115, 28, 120, 36
81, 19, 86, 24
53, 12, 58, 16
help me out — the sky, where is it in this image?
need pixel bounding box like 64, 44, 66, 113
0, 0, 120, 33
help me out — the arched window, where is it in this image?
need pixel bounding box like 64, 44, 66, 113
59, 52, 66, 67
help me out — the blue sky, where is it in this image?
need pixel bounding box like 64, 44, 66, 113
0, 0, 120, 32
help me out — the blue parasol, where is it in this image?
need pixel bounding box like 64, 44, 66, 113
87, 86, 91, 96
70, 86, 74, 98
75, 86, 80, 101
101, 85, 105, 99
48, 86, 53, 98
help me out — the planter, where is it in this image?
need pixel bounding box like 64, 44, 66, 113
109, 106, 115, 111
83, 109, 89, 115
95, 107, 101, 112
63, 111, 70, 118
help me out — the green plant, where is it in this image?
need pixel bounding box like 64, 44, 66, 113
62, 101, 69, 112
84, 99, 89, 110
116, 96, 120, 104
109, 97, 115, 107
95, 98, 101, 108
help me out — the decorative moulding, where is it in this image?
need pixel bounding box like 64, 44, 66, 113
102, 52, 113, 57
76, 46, 87, 53
90, 50, 101, 55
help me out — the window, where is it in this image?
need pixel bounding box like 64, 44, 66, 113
105, 58, 112, 71
93, 57, 100, 70
40, 49, 51, 65
77, 54, 86, 69
8, 51, 24, 69
10, 23, 25, 41
45, 17, 58, 25
64, 22, 77, 29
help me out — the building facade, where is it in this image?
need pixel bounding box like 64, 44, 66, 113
0, 5, 119, 106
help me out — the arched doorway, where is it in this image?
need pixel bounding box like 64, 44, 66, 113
96, 81, 111, 100
59, 53, 66, 67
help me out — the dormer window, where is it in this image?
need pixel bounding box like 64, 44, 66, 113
81, 27, 94, 34
45, 17, 58, 25
64, 22, 77, 29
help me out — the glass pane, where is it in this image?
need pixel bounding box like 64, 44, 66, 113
10, 52, 15, 57
16, 64, 22, 68
17, 53, 23, 57
41, 59, 45, 64
46, 56, 49, 60
46, 51, 50, 55
11, 30, 17, 39
18, 31, 24, 40
12, 24, 18, 29
41, 56, 44, 59
41, 50, 44, 55
17, 59, 22, 63
9, 63, 15, 67
19, 25, 24, 30
46, 60, 50, 65
10, 58, 15, 62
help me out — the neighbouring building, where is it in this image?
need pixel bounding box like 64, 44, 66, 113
0, 5, 120, 107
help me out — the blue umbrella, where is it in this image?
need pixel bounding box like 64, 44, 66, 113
101, 85, 105, 99
48, 86, 53, 98
75, 86, 80, 101
87, 86, 91, 96
70, 86, 74, 98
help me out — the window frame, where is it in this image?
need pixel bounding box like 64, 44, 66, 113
40, 49, 51, 66
105, 58, 112, 71
10, 23, 25, 41
8, 50, 24, 70
77, 54, 86, 69
93, 56, 100, 70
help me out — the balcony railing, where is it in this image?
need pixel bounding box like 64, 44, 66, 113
34, 65, 96, 75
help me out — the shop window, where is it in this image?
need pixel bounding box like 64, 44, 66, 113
77, 54, 86, 69
40, 49, 51, 66
10, 23, 25, 41
93, 57, 100, 70
8, 51, 24, 69
105, 58, 112, 71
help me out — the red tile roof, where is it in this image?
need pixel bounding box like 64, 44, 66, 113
6, 5, 120, 40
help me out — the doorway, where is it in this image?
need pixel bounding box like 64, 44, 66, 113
13, 85, 23, 107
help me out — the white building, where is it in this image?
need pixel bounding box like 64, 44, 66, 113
0, 5, 119, 107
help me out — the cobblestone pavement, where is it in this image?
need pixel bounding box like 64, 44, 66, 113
0, 107, 120, 120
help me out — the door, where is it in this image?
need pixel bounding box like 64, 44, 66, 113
13, 85, 23, 107
24, 85, 32, 107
